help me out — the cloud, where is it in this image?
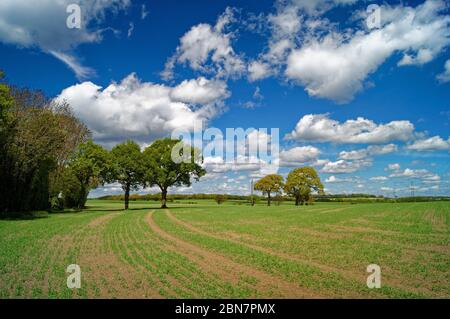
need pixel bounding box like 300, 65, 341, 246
49, 51, 95, 79
284, 0, 450, 102
127, 22, 134, 38
320, 159, 372, 174
170, 77, 230, 105
339, 144, 397, 160
325, 175, 354, 183
162, 7, 245, 80
370, 176, 388, 181
55, 73, 229, 145
279, 146, 320, 166
202, 155, 277, 177
406, 135, 450, 151
437, 59, 450, 82
389, 168, 440, 181
141, 4, 149, 20
386, 163, 401, 171
286, 114, 414, 144
248, 61, 272, 81
0, 0, 129, 79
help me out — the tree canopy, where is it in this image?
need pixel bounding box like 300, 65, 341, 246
143, 138, 206, 208
110, 140, 145, 210
284, 167, 324, 206
63, 141, 110, 209
254, 174, 284, 206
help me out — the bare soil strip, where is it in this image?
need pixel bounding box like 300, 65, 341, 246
66, 212, 162, 298
88, 213, 165, 298
117, 218, 187, 298
146, 211, 320, 298
88, 212, 121, 227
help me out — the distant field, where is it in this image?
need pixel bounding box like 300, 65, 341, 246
0, 200, 449, 298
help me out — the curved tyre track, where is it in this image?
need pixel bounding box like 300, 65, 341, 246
75, 212, 163, 298
146, 211, 319, 298
165, 210, 365, 282
166, 210, 438, 298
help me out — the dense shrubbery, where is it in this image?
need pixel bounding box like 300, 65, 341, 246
0, 72, 91, 213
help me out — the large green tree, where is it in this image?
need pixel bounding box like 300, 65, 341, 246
143, 138, 206, 208
63, 141, 110, 209
284, 167, 324, 206
110, 140, 145, 210
254, 174, 284, 206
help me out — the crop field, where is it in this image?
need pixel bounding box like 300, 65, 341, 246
0, 200, 449, 299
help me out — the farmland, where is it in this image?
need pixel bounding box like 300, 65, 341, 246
0, 200, 449, 298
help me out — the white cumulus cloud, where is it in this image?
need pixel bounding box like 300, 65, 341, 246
55, 73, 229, 145
389, 168, 440, 181
321, 159, 372, 174
339, 144, 397, 160
279, 146, 320, 166
285, 0, 450, 102
286, 114, 414, 144
162, 7, 245, 80
170, 77, 229, 105
406, 135, 450, 151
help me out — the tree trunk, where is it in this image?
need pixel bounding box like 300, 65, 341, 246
124, 183, 130, 210
267, 192, 271, 206
161, 188, 167, 209
295, 196, 299, 206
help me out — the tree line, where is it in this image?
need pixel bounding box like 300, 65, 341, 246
0, 70, 325, 214
0, 72, 205, 214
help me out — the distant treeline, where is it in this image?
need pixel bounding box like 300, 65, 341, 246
97, 193, 450, 203
97, 193, 263, 201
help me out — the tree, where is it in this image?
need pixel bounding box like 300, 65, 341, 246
0, 70, 13, 125
143, 138, 206, 208
215, 194, 226, 205
254, 174, 284, 206
64, 141, 110, 209
284, 167, 324, 206
110, 140, 145, 210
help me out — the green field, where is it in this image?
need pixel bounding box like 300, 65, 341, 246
0, 200, 449, 298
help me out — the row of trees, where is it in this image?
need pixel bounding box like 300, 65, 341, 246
1, 69, 322, 213
0, 72, 205, 213
107, 138, 205, 209
254, 167, 324, 206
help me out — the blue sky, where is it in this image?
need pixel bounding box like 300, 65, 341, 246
0, 0, 449, 197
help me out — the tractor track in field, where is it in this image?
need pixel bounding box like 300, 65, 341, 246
91, 212, 167, 298
66, 212, 161, 298
165, 211, 367, 292
116, 217, 188, 298
165, 210, 442, 298
146, 210, 320, 298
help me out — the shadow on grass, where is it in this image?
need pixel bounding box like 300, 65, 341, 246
0, 211, 49, 220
